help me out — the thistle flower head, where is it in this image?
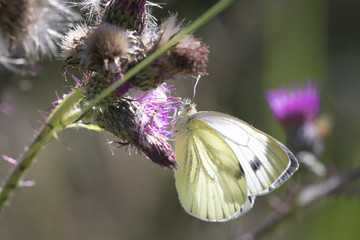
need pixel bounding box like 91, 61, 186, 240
266, 81, 320, 127
85, 24, 131, 75
60, 2, 210, 168
130, 16, 209, 90
62, 24, 147, 77
61, 23, 90, 68
104, 0, 147, 32
94, 83, 178, 168
266, 81, 327, 168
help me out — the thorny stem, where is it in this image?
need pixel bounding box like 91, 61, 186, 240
237, 167, 360, 240
76, 0, 235, 121
0, 0, 235, 212
0, 88, 85, 212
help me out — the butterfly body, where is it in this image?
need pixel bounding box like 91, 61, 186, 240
173, 103, 298, 222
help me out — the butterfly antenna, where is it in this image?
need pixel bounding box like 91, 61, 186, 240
192, 75, 201, 102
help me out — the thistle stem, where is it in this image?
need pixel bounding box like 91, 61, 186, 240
0, 88, 85, 212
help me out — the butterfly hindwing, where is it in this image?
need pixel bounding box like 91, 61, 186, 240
193, 111, 299, 196
174, 118, 251, 222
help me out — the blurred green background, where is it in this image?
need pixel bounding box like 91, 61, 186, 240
1, 0, 360, 239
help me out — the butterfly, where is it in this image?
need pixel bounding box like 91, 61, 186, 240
173, 101, 299, 222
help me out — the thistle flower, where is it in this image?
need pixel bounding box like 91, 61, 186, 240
266, 81, 328, 176
60, 1, 209, 168
61, 4, 209, 92
266, 81, 320, 128
0, 0, 78, 67
94, 83, 178, 168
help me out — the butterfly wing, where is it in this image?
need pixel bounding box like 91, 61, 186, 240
174, 118, 254, 222
194, 111, 299, 196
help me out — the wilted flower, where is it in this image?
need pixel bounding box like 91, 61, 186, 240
61, 3, 209, 93
266, 81, 328, 176
130, 16, 209, 91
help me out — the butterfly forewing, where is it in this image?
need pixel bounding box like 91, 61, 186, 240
194, 111, 299, 196
174, 118, 249, 221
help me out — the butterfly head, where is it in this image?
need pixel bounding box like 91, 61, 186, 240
172, 98, 198, 136
178, 97, 197, 117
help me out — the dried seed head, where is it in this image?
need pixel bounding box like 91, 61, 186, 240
169, 34, 209, 76
155, 15, 182, 49
130, 17, 209, 91
0, 0, 78, 62
66, 0, 106, 24
84, 24, 130, 75
83, 24, 147, 76
61, 24, 90, 69
0, 0, 29, 40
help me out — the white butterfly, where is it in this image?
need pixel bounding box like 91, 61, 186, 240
173, 101, 299, 222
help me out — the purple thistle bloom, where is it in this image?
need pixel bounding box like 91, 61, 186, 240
132, 84, 178, 137
126, 83, 179, 168
266, 81, 320, 127
95, 83, 179, 168
266, 81, 327, 163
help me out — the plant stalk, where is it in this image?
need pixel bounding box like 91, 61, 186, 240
0, 88, 85, 211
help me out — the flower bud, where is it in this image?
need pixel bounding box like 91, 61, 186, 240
103, 0, 147, 32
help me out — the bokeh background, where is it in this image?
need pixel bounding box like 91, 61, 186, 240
1, 0, 360, 239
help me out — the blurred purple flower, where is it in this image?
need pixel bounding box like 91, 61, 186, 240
266, 81, 320, 127
266, 81, 328, 176
0, 101, 14, 116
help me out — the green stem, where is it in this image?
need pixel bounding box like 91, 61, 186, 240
0, 88, 85, 211
76, 0, 235, 121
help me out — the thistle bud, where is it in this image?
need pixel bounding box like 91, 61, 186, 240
85, 73, 121, 106
103, 0, 147, 32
